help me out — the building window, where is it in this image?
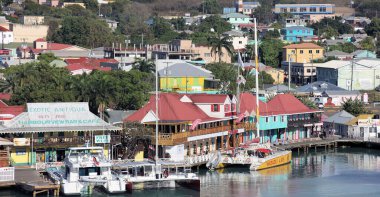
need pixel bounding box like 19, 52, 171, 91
307, 69, 311, 73
300, 7, 307, 12
291, 50, 295, 54
274, 116, 277, 122
309, 50, 313, 54
204, 53, 211, 57
290, 7, 297, 12
310, 7, 317, 12
224, 104, 230, 112
312, 69, 316, 73
320, 7, 326, 12
316, 50, 320, 54
300, 50, 304, 54
16, 148, 26, 155
239, 41, 242, 44
265, 117, 269, 122
281, 8, 287, 13
281, 116, 285, 122
211, 104, 219, 112
231, 103, 236, 111
289, 30, 293, 34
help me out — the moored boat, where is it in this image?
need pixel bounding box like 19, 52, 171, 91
47, 146, 126, 195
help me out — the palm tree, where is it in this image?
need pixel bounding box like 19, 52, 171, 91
207, 33, 234, 63
132, 58, 155, 73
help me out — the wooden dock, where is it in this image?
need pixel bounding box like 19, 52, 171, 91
15, 168, 60, 197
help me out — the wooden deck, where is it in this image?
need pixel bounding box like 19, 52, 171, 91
15, 168, 59, 197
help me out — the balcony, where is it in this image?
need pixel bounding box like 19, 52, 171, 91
153, 123, 251, 146
31, 135, 122, 146
288, 117, 322, 128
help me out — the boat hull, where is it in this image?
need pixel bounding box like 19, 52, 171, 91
175, 179, 200, 191
250, 151, 292, 171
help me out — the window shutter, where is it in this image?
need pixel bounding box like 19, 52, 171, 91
211, 104, 214, 112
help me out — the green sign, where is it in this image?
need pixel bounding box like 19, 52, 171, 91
94, 135, 110, 144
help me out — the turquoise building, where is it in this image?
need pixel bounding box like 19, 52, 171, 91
221, 12, 252, 30
282, 26, 314, 43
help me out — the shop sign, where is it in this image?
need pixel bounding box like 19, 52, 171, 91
94, 135, 110, 144
13, 138, 30, 146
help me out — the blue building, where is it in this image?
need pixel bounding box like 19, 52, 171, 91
351, 50, 377, 59
282, 26, 314, 43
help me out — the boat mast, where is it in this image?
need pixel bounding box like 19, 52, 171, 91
155, 54, 159, 179
254, 18, 260, 141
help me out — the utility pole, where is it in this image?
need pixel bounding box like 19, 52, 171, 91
163, 60, 172, 91
351, 57, 354, 91
311, 53, 314, 83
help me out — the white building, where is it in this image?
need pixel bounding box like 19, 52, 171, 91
0, 26, 13, 44
222, 30, 248, 50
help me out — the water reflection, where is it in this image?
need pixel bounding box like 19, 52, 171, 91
2, 148, 380, 197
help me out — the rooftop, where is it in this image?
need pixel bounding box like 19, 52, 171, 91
283, 43, 322, 49
324, 110, 355, 125
221, 12, 251, 19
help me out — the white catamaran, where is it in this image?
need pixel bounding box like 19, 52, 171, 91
47, 146, 126, 195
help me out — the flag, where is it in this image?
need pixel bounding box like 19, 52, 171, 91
190, 119, 202, 130
238, 52, 244, 68
237, 75, 246, 85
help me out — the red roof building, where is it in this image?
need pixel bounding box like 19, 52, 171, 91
267, 94, 319, 115
0, 100, 25, 121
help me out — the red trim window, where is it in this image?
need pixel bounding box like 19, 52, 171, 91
231, 103, 236, 111
224, 104, 230, 112
211, 104, 220, 112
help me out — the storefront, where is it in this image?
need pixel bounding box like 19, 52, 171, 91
0, 102, 122, 166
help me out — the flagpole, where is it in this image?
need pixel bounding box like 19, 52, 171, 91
254, 18, 260, 141
155, 54, 159, 179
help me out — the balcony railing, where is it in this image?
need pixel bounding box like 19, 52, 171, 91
31, 135, 122, 146
154, 123, 251, 146
288, 117, 322, 128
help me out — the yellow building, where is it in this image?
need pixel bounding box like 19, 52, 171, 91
158, 62, 219, 93
264, 67, 285, 84
283, 43, 324, 63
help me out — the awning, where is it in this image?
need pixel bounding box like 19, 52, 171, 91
0, 137, 13, 146
256, 148, 271, 153
0, 125, 122, 134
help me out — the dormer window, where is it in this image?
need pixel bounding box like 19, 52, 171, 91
211, 104, 220, 112
224, 104, 230, 112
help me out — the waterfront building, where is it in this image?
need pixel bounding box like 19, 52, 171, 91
347, 114, 379, 140
282, 26, 314, 43
158, 62, 219, 93
235, 0, 260, 15
324, 110, 355, 137
266, 94, 323, 142
0, 102, 122, 166
283, 43, 324, 63
124, 93, 255, 160
316, 59, 380, 90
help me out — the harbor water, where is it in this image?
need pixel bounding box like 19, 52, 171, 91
2, 147, 380, 197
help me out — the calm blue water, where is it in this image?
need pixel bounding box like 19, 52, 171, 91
2, 147, 380, 197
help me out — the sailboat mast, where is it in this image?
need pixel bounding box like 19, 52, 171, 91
155, 55, 159, 178
254, 18, 260, 140
237, 50, 240, 114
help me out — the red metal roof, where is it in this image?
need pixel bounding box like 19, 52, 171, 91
0, 26, 10, 32
66, 63, 111, 72
188, 94, 228, 104
267, 94, 317, 115
0, 101, 25, 120
125, 93, 216, 123
35, 38, 46, 42
65, 57, 118, 67
239, 93, 272, 116
0, 93, 11, 101
47, 43, 73, 50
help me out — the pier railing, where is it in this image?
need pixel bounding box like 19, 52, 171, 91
184, 153, 213, 166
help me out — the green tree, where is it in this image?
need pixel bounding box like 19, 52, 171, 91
37, 53, 60, 64
263, 30, 280, 39
207, 34, 234, 63
132, 58, 155, 73
321, 26, 339, 39
151, 17, 178, 43
310, 17, 353, 35
252, 1, 274, 25
199, 0, 221, 14
194, 15, 231, 34
259, 39, 284, 67
329, 42, 357, 53
342, 98, 370, 116
359, 37, 376, 52
365, 18, 380, 37
53, 16, 118, 48
295, 96, 317, 109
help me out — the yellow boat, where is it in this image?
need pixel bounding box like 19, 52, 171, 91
207, 145, 292, 171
